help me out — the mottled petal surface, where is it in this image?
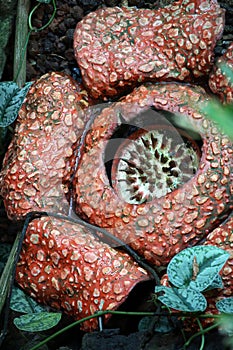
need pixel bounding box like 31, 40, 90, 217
74, 83, 233, 266
16, 216, 149, 331
209, 42, 233, 103
0, 72, 91, 219
74, 0, 225, 99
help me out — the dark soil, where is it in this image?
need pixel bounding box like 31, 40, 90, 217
1, 0, 233, 349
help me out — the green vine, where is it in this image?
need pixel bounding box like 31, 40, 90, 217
182, 316, 223, 349
28, 0, 57, 32
28, 310, 225, 350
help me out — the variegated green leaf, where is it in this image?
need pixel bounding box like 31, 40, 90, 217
10, 286, 46, 313
216, 297, 233, 314
167, 245, 229, 292
155, 286, 207, 312
14, 312, 62, 332
0, 81, 32, 127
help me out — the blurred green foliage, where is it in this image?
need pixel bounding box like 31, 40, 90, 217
203, 64, 233, 141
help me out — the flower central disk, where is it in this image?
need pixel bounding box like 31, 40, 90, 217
111, 126, 200, 204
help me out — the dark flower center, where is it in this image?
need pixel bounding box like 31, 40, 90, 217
111, 125, 200, 204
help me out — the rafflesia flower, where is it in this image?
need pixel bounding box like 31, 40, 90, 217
0, 0, 232, 334
74, 0, 225, 99
0, 72, 92, 219
73, 82, 233, 266
16, 215, 150, 331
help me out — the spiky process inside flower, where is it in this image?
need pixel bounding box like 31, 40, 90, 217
112, 126, 200, 204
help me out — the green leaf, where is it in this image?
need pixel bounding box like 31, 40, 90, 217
138, 315, 178, 333
204, 274, 223, 291
10, 286, 46, 313
202, 101, 233, 141
13, 312, 62, 332
167, 245, 229, 292
153, 315, 178, 333
155, 286, 207, 312
138, 316, 154, 332
216, 297, 233, 314
0, 81, 32, 127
